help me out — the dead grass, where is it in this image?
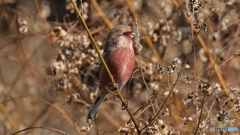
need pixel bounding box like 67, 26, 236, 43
0, 0, 240, 135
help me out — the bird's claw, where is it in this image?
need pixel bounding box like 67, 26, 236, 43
107, 83, 119, 91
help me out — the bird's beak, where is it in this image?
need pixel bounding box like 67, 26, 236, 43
130, 32, 137, 38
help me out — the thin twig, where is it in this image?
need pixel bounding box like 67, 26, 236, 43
125, 0, 164, 66
12, 127, 69, 135
170, 0, 227, 90
170, 0, 240, 132
91, 0, 114, 29
140, 7, 208, 131
140, 33, 195, 131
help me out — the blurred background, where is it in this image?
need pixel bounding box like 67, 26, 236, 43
0, 0, 240, 134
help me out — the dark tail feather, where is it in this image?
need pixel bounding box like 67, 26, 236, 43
87, 95, 106, 121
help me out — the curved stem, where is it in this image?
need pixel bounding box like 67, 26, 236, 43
12, 127, 69, 135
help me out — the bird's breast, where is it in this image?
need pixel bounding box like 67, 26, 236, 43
99, 48, 135, 90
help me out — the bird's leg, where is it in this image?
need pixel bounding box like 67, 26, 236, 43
107, 83, 128, 110
107, 83, 119, 91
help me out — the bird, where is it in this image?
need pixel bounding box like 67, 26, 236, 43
87, 25, 136, 121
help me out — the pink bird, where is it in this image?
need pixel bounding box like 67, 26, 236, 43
87, 25, 136, 120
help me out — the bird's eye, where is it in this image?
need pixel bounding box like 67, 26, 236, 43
123, 32, 128, 36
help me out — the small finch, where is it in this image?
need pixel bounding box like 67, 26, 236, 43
87, 25, 136, 120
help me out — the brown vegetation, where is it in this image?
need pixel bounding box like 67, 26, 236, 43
0, 0, 240, 134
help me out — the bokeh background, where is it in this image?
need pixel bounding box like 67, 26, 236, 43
0, 0, 240, 134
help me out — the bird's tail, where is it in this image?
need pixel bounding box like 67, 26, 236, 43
87, 95, 106, 121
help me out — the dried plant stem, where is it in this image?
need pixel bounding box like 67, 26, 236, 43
171, 0, 238, 133
70, 1, 115, 88
0, 102, 16, 129
140, 63, 156, 114
125, 0, 160, 126
194, 92, 207, 135
91, 0, 113, 29
125, 0, 164, 66
141, 7, 213, 131
194, 44, 231, 134
4, 95, 83, 134
131, 5, 157, 115
170, 0, 227, 90
0, 70, 17, 129
101, 109, 121, 128
171, 0, 240, 130
16, 12, 83, 133
140, 40, 193, 131
12, 127, 69, 135
70, 0, 140, 134
208, 44, 231, 83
